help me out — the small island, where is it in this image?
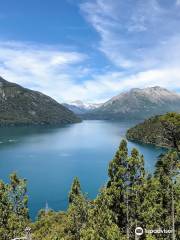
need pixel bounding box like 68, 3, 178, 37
126, 112, 180, 150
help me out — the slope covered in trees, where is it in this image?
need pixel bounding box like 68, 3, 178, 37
126, 112, 180, 150
0, 140, 179, 239
0, 76, 81, 126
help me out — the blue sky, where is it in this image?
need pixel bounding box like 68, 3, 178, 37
0, 0, 180, 103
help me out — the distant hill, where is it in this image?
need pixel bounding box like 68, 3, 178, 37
126, 112, 180, 150
0, 76, 81, 126
62, 100, 102, 115
84, 86, 180, 120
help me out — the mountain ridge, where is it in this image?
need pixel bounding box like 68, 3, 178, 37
0, 76, 81, 126
62, 100, 102, 115
83, 86, 180, 120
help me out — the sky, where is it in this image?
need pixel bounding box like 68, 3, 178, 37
0, 0, 180, 103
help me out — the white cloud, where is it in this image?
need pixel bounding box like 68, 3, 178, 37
0, 1, 180, 103
81, 67, 180, 102
0, 40, 179, 104
80, 0, 180, 71
0, 41, 89, 102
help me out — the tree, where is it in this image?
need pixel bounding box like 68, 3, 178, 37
174, 176, 180, 238
32, 210, 67, 240
126, 148, 146, 239
160, 112, 180, 151
80, 188, 125, 240
107, 140, 146, 239
66, 177, 89, 240
0, 173, 29, 240
140, 175, 163, 239
154, 150, 180, 239
66, 194, 89, 240
69, 177, 81, 204
0, 180, 12, 240
107, 139, 129, 232
9, 172, 29, 218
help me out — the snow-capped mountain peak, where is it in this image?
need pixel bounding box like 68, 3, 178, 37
62, 100, 102, 114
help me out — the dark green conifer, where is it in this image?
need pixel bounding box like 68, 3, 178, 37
107, 139, 128, 231
127, 148, 145, 238
0, 173, 29, 240
68, 177, 81, 204
154, 151, 180, 239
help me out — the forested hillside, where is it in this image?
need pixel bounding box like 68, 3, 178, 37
126, 112, 180, 150
0, 140, 179, 240
0, 76, 81, 126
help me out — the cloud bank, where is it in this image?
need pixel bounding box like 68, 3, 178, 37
0, 0, 180, 103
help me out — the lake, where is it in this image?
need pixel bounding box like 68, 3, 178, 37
0, 120, 165, 219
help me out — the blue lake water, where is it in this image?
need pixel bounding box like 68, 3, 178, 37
0, 120, 165, 219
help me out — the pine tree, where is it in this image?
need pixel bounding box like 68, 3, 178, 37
80, 188, 125, 240
160, 112, 180, 151
107, 139, 129, 232
66, 179, 89, 240
0, 180, 12, 240
154, 150, 180, 239
140, 175, 163, 239
68, 177, 81, 204
0, 173, 29, 240
174, 176, 180, 238
127, 148, 146, 239
9, 172, 29, 218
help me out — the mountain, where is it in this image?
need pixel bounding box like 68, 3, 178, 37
126, 112, 180, 150
0, 76, 81, 126
84, 86, 180, 120
62, 100, 102, 115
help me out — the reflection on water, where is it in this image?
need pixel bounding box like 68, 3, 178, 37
0, 120, 165, 219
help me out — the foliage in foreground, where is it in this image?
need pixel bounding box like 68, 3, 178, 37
0, 140, 179, 240
0, 173, 29, 240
